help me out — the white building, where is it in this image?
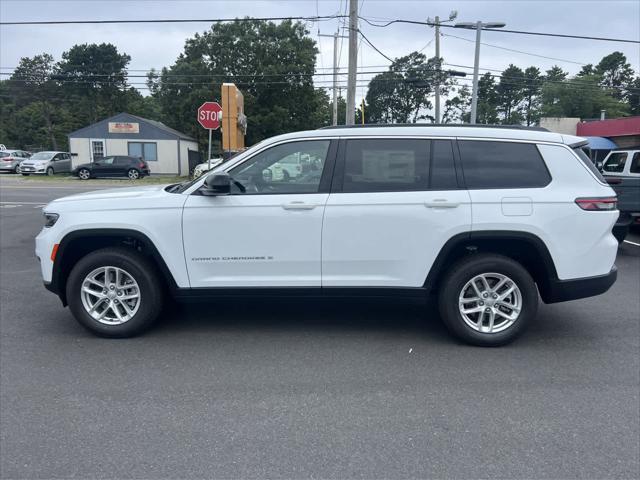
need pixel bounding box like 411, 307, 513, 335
67, 113, 200, 176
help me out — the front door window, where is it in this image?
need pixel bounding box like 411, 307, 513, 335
228, 140, 330, 194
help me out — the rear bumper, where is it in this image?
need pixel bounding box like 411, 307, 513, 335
542, 266, 617, 304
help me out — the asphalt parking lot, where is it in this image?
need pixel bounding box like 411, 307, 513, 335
1, 175, 639, 479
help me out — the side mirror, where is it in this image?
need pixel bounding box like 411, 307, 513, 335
202, 173, 231, 196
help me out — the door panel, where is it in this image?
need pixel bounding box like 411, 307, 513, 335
322, 191, 471, 287
183, 193, 329, 287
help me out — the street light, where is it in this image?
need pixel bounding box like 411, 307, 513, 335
455, 20, 506, 124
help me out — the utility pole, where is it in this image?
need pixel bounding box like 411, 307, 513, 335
320, 32, 349, 125
434, 16, 441, 124
470, 21, 482, 125
346, 0, 358, 125
455, 20, 506, 124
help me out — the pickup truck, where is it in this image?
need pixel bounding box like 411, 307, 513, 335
600, 148, 640, 241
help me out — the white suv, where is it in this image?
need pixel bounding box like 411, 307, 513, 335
35, 125, 619, 346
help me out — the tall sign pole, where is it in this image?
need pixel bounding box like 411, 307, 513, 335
346, 0, 358, 125
197, 101, 222, 169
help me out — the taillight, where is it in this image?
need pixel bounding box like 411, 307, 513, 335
575, 197, 617, 211
139, 162, 145, 168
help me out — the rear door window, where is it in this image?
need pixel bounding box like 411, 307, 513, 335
458, 140, 551, 189
341, 139, 430, 193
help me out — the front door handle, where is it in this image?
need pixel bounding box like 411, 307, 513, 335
282, 201, 317, 210
425, 199, 460, 209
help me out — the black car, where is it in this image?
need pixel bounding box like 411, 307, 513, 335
73, 156, 151, 180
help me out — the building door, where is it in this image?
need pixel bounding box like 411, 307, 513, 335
90, 139, 106, 162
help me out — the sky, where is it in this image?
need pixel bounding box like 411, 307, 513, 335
1, 0, 639, 104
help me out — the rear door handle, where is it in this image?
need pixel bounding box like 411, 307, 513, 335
282, 201, 317, 210
425, 199, 460, 208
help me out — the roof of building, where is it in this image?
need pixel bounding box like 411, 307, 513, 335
576, 116, 640, 138
67, 112, 197, 142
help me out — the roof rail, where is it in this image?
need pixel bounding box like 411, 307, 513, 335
318, 123, 550, 132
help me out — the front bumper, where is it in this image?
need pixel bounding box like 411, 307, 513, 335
542, 266, 617, 304
20, 166, 46, 174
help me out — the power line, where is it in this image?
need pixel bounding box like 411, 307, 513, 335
358, 29, 393, 62
0, 15, 347, 26
443, 33, 588, 66
358, 16, 640, 44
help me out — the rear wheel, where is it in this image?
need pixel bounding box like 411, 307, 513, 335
14, 165, 21, 174
438, 254, 538, 347
78, 168, 90, 180
127, 169, 140, 180
66, 247, 163, 337
46, 167, 54, 176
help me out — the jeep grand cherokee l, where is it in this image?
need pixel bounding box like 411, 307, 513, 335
35, 125, 618, 346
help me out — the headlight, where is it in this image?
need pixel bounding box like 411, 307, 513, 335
43, 212, 59, 228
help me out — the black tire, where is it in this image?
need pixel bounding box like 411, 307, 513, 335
127, 168, 140, 180
78, 168, 91, 180
21, 173, 30, 176
437, 254, 538, 347
66, 247, 164, 337
46, 167, 54, 176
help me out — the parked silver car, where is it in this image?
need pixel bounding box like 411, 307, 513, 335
20, 151, 72, 176
0, 149, 31, 173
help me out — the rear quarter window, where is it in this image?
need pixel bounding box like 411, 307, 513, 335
458, 140, 551, 189
573, 146, 607, 183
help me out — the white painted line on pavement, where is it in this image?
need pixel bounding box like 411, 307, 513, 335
1, 201, 47, 205
623, 240, 640, 247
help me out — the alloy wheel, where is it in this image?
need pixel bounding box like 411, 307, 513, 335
80, 266, 141, 325
458, 272, 522, 334
128, 169, 139, 180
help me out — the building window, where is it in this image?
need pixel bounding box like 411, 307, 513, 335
128, 142, 157, 161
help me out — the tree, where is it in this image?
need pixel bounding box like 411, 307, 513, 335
627, 76, 640, 115
596, 51, 634, 99
475, 72, 499, 124
57, 43, 132, 124
7, 54, 67, 149
442, 84, 470, 123
540, 66, 569, 117
496, 64, 525, 124
152, 19, 325, 149
522, 67, 543, 126
365, 52, 445, 123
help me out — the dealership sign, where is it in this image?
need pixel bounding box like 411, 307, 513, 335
108, 122, 140, 134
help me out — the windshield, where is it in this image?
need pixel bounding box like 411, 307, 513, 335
30, 152, 54, 161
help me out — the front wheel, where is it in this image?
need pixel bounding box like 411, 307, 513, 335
438, 254, 538, 347
78, 168, 90, 180
21, 173, 30, 176
127, 169, 140, 180
46, 167, 54, 176
66, 247, 164, 337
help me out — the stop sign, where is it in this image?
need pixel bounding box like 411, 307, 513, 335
197, 101, 222, 130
